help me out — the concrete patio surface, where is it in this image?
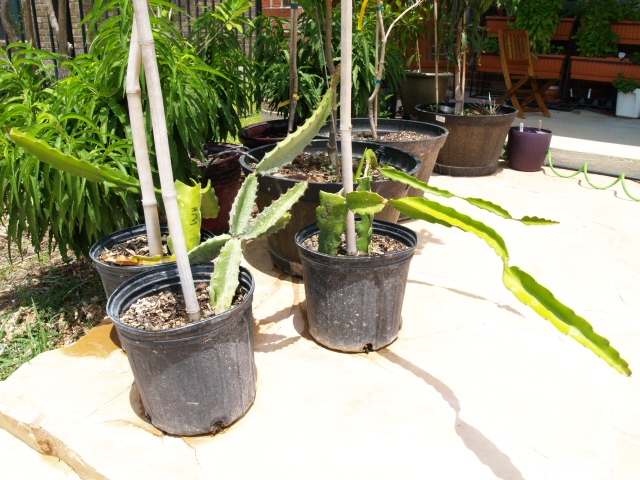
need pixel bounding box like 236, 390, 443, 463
1, 165, 639, 479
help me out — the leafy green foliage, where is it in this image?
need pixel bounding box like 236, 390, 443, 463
251, 4, 405, 120
613, 73, 640, 93
0, 46, 140, 259
514, 0, 564, 54
574, 0, 622, 58
188, 234, 232, 265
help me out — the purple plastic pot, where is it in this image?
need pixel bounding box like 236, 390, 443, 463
507, 127, 552, 172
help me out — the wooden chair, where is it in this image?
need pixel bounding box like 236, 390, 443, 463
496, 29, 559, 118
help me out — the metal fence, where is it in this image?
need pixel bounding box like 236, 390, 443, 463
1, 0, 261, 56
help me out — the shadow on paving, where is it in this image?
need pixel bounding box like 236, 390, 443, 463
381, 350, 526, 480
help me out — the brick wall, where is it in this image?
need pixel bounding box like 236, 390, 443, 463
261, 0, 290, 19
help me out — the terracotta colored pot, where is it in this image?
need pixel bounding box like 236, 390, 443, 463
238, 119, 289, 149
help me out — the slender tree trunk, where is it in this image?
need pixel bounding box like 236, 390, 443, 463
453, 17, 464, 115
0, 0, 19, 44
22, 0, 37, 45
433, 0, 439, 105
57, 0, 70, 77
288, 3, 299, 133
44, 0, 60, 47
324, 0, 339, 170
340, 0, 357, 255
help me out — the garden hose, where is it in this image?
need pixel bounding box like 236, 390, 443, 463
545, 151, 640, 202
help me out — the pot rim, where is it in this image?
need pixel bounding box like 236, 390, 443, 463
415, 102, 518, 117
294, 219, 418, 263
106, 264, 255, 338
89, 224, 213, 271
317, 118, 449, 145
240, 139, 422, 188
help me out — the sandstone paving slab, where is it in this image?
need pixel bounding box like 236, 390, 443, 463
1, 167, 639, 479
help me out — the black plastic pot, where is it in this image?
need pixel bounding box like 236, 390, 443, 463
90, 224, 214, 299
106, 263, 256, 436
318, 118, 448, 194
241, 139, 421, 277
415, 103, 518, 176
295, 220, 418, 353
238, 119, 290, 149
200, 143, 246, 235
507, 127, 553, 172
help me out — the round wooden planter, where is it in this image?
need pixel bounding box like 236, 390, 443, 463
415, 103, 517, 176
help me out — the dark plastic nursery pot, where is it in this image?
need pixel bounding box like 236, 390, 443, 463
241, 139, 421, 277
295, 219, 418, 353
238, 119, 290, 149
507, 126, 552, 172
90, 224, 214, 299
199, 142, 246, 235
106, 263, 256, 436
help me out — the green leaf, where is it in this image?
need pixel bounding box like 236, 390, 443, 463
316, 191, 348, 256
200, 182, 220, 220
380, 167, 558, 225
503, 266, 631, 376
380, 166, 456, 197
345, 191, 386, 215
355, 215, 373, 254
228, 173, 258, 237
389, 197, 509, 261
255, 75, 336, 175
209, 238, 243, 314
174, 180, 203, 252
188, 234, 232, 264
520, 216, 560, 226
243, 181, 308, 240
9, 129, 140, 191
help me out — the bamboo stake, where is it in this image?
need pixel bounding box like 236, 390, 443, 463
288, 3, 300, 133
131, 0, 200, 321
434, 0, 439, 105
340, 0, 356, 255
126, 18, 163, 257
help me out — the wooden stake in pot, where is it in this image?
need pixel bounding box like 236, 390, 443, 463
340, 0, 357, 255
288, 3, 300, 134
125, 18, 163, 257
131, 0, 200, 322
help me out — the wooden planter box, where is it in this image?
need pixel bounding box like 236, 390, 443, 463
477, 53, 565, 78
570, 57, 640, 83
551, 18, 576, 41
612, 20, 640, 45
485, 16, 574, 40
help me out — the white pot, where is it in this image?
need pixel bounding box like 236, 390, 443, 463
615, 89, 640, 118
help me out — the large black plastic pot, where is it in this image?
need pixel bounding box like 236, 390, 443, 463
399, 71, 453, 116
106, 263, 256, 436
241, 139, 421, 277
507, 127, 552, 172
238, 119, 289, 149
318, 118, 448, 194
415, 103, 517, 176
90, 224, 214, 299
295, 220, 418, 353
